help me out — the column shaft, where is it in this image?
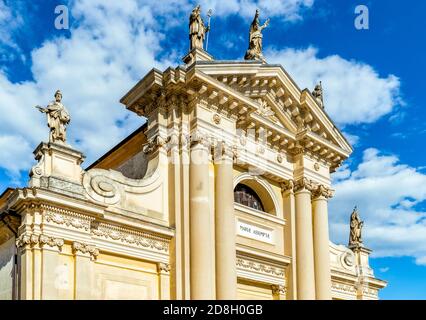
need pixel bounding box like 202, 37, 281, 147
312, 195, 332, 299
215, 153, 237, 299
295, 189, 316, 300
189, 142, 215, 299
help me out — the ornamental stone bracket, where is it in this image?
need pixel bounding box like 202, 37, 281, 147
16, 233, 64, 251
72, 241, 99, 260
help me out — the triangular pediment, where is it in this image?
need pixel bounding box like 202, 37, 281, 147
191, 61, 353, 156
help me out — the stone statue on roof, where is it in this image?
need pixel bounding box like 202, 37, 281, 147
36, 90, 70, 144
349, 206, 364, 248
244, 9, 270, 62
189, 5, 210, 51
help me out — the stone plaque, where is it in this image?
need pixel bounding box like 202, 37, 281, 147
237, 220, 273, 244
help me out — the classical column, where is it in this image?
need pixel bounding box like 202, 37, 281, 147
281, 180, 297, 299
312, 185, 333, 300
72, 242, 98, 299
157, 263, 171, 300
189, 132, 215, 299
214, 143, 237, 300
294, 178, 316, 300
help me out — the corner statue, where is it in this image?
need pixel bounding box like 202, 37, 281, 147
189, 5, 210, 51
36, 90, 70, 144
349, 207, 364, 247
244, 9, 270, 61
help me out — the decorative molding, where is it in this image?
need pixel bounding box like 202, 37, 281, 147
16, 233, 64, 250
271, 284, 287, 295
90, 221, 170, 254
331, 281, 357, 294
236, 256, 285, 278
212, 113, 221, 125
72, 241, 99, 260
43, 204, 93, 231
157, 262, 171, 274
276, 153, 283, 163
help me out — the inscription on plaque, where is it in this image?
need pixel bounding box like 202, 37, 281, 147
237, 220, 273, 244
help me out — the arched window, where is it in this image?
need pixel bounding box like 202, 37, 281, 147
234, 183, 265, 212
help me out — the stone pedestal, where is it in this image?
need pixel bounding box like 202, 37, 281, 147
182, 48, 214, 65
29, 142, 85, 195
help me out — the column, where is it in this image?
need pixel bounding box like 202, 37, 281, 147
157, 263, 171, 300
294, 178, 316, 300
281, 180, 297, 299
214, 143, 237, 300
72, 242, 97, 299
312, 186, 333, 300
189, 132, 215, 299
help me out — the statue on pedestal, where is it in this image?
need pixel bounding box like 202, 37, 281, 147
36, 90, 70, 144
349, 206, 364, 247
189, 5, 210, 51
244, 9, 269, 61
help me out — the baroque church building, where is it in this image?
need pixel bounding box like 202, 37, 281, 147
0, 7, 386, 300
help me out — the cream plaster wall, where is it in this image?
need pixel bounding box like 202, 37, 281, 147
0, 237, 15, 300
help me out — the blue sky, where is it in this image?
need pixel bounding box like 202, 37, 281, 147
0, 0, 425, 299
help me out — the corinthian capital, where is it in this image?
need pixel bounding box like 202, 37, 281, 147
313, 184, 334, 199
190, 130, 210, 148
294, 177, 316, 193
280, 179, 294, 193
213, 141, 234, 161
143, 134, 167, 154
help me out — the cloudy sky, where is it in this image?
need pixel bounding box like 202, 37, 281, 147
0, 0, 425, 299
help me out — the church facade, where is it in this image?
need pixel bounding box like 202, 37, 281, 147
0, 8, 386, 300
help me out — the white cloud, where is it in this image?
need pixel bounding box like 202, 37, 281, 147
0, 0, 24, 62
266, 47, 402, 125
329, 148, 426, 265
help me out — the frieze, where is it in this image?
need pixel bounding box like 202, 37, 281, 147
331, 281, 357, 294
90, 221, 170, 254
236, 257, 285, 278
42, 204, 93, 231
